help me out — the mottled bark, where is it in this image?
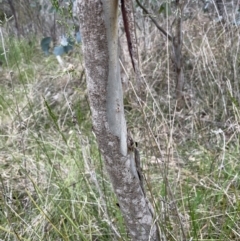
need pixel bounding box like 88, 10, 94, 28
77, 0, 159, 240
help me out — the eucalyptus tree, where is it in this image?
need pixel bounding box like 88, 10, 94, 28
77, 0, 160, 240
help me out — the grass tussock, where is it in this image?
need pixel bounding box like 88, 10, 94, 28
1, 3, 240, 240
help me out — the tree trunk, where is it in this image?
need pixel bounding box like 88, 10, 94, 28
77, 0, 159, 240
215, 0, 224, 17
172, 0, 184, 110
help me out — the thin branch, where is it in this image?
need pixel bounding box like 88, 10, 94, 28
121, 0, 136, 72
7, 0, 20, 38
136, 0, 173, 41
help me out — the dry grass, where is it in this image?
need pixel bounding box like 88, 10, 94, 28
0, 2, 240, 240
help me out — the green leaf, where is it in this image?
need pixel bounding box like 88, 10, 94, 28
48, 6, 56, 13
43, 3, 48, 10
63, 45, 73, 53
40, 37, 52, 56
53, 45, 65, 56
159, 2, 172, 18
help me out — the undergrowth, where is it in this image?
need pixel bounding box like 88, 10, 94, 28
1, 6, 240, 241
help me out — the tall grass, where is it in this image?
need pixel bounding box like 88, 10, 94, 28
1, 4, 240, 240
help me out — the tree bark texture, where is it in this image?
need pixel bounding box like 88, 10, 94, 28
77, 1, 159, 240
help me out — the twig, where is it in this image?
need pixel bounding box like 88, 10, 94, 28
136, 0, 173, 42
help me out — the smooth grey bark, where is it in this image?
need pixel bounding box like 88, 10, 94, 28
77, 0, 159, 240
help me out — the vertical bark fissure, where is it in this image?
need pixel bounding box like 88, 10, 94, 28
77, 0, 159, 240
